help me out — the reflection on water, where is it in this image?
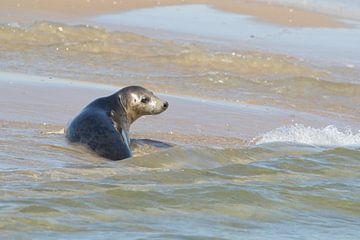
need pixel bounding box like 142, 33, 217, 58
0, 123, 359, 239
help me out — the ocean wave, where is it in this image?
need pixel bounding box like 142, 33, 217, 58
256, 124, 360, 146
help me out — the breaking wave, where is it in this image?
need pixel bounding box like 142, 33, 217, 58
256, 124, 360, 146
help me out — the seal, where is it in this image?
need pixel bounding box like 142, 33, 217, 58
66, 86, 168, 160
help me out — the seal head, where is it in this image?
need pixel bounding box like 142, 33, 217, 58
119, 86, 169, 124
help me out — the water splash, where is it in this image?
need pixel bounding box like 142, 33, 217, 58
256, 124, 360, 146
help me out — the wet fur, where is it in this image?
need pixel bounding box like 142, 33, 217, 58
66, 86, 167, 160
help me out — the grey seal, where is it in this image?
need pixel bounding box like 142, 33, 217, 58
66, 86, 168, 160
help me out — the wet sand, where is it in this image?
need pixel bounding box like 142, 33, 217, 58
0, 72, 351, 148
0, 0, 358, 138
0, 0, 347, 28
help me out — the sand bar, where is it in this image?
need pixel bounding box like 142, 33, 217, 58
0, 72, 349, 147
0, 0, 347, 28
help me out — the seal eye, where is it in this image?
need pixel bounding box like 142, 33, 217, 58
141, 96, 150, 104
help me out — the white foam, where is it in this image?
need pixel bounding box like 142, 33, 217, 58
42, 128, 65, 135
256, 124, 360, 146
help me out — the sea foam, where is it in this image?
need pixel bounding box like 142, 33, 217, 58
256, 124, 360, 146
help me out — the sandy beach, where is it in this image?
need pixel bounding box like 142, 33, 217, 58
0, 0, 360, 239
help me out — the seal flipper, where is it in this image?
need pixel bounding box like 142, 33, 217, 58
121, 129, 130, 148
92, 130, 131, 160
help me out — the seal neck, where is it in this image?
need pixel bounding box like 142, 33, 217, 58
117, 91, 141, 125
114, 93, 133, 131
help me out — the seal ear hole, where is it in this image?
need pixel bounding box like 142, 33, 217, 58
141, 96, 150, 104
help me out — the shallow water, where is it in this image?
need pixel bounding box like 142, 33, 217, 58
260, 0, 360, 20
1, 2, 360, 239
1, 122, 360, 239
1, 20, 360, 122
93, 4, 360, 65
0, 76, 359, 239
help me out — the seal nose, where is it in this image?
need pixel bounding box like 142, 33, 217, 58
163, 101, 169, 109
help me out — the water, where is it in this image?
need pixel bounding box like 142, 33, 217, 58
1, 1, 360, 239
1, 122, 360, 239
93, 4, 360, 66
261, 0, 360, 20
1, 21, 360, 121
257, 124, 360, 146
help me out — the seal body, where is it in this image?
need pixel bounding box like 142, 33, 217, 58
66, 86, 168, 160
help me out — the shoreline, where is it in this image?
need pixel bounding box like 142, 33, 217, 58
1, 71, 356, 147
0, 0, 347, 28
1, 0, 359, 146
